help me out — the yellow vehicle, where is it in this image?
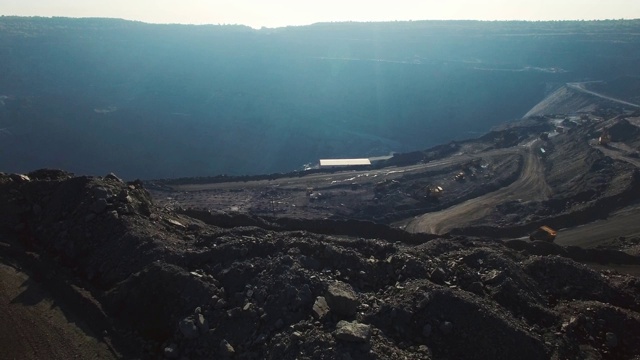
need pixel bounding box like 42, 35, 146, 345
529, 226, 557, 242
599, 129, 611, 146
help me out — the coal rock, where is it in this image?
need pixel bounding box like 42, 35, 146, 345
179, 318, 199, 339
430, 267, 446, 284
220, 339, 235, 358
163, 343, 179, 359
440, 321, 454, 335
312, 296, 330, 320
92, 187, 110, 199
196, 313, 209, 333
325, 281, 359, 317
90, 198, 109, 214
422, 324, 433, 337
605, 332, 618, 348
105, 172, 123, 183
482, 269, 504, 285
468, 281, 484, 294
333, 320, 372, 343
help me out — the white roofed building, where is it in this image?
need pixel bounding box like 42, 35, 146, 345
319, 158, 372, 168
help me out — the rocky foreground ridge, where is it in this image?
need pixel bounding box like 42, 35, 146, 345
1, 170, 640, 359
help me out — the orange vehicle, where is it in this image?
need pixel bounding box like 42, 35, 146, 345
529, 226, 557, 242
599, 129, 611, 146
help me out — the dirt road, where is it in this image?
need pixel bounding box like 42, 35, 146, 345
594, 142, 640, 168
154, 146, 525, 220
567, 82, 640, 109
556, 206, 640, 250
171, 148, 520, 192
404, 142, 551, 234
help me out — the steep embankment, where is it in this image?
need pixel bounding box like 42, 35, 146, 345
524, 85, 603, 117
525, 81, 640, 118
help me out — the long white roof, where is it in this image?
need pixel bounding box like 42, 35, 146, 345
319, 158, 371, 166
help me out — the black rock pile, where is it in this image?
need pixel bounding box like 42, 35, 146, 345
1, 171, 639, 359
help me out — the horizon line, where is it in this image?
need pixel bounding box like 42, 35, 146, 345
2, 15, 640, 30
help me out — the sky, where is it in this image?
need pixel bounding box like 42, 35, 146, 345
2, 0, 640, 28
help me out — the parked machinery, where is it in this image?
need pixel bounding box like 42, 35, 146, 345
529, 226, 557, 242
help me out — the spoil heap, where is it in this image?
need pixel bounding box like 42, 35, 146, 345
1, 170, 639, 359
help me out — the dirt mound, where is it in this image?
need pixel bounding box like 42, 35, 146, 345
1, 171, 640, 359
608, 119, 640, 142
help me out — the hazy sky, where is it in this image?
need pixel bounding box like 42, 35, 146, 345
3, 0, 639, 28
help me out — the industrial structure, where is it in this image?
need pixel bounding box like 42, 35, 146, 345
319, 158, 372, 169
